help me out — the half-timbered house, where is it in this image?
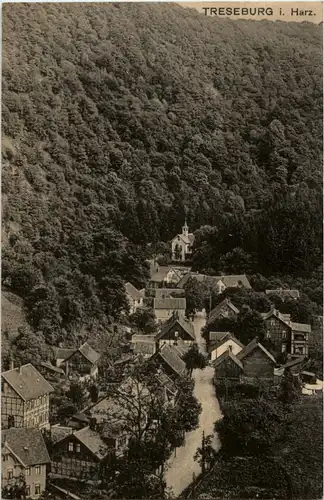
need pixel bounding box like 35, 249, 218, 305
1, 363, 54, 430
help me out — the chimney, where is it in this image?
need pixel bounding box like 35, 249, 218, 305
89, 417, 97, 431
9, 356, 14, 371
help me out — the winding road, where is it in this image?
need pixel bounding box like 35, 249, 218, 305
164, 311, 223, 497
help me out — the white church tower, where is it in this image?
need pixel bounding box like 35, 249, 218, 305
171, 219, 195, 261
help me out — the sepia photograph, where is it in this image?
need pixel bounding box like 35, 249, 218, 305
1, 2, 323, 499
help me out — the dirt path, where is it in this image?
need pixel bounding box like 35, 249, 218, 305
164, 312, 222, 497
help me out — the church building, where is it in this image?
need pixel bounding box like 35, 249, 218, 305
171, 221, 195, 262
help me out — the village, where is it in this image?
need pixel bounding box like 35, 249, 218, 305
1, 222, 323, 500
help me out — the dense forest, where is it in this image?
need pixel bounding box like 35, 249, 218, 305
2, 4, 322, 345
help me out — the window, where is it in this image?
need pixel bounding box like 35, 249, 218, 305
35, 465, 41, 475
7, 469, 13, 479
270, 319, 275, 326
281, 344, 287, 353
76, 443, 81, 453
26, 467, 31, 476
266, 331, 271, 339
34, 483, 41, 495
282, 331, 286, 340
68, 442, 74, 452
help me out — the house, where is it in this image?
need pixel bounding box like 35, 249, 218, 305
153, 344, 187, 380
50, 423, 113, 482
207, 298, 240, 326
155, 311, 195, 346
149, 264, 182, 289
177, 272, 252, 292
62, 342, 100, 381
208, 332, 244, 362
261, 308, 311, 356
155, 371, 178, 406
213, 349, 243, 381
125, 282, 144, 314
1, 363, 54, 430
2, 427, 50, 499
237, 338, 276, 381
153, 297, 186, 323
171, 221, 195, 261
266, 289, 300, 300
130, 334, 157, 358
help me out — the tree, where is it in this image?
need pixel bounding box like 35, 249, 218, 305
12, 327, 50, 366
183, 343, 208, 376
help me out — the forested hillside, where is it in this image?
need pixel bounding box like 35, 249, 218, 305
2, 4, 322, 344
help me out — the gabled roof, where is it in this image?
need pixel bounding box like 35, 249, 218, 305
177, 273, 252, 290
154, 297, 186, 311
208, 298, 240, 324
156, 312, 195, 340
39, 361, 65, 375
266, 289, 300, 299
125, 282, 144, 300
151, 266, 181, 283
172, 232, 195, 245
156, 344, 186, 377
261, 309, 311, 333
237, 338, 276, 364
208, 333, 244, 353
2, 428, 51, 466
51, 425, 73, 445
155, 371, 177, 396
213, 349, 243, 370
73, 426, 108, 460
281, 356, 306, 370
171, 338, 191, 358
291, 322, 311, 333
2, 363, 54, 401
261, 309, 291, 324
64, 342, 100, 365
155, 288, 185, 298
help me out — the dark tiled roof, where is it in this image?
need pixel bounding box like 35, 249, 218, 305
3, 428, 50, 466
237, 338, 276, 364
78, 342, 101, 364
178, 273, 252, 290
39, 361, 64, 375
156, 313, 195, 341
2, 363, 54, 401
125, 282, 144, 300
157, 344, 186, 377
154, 298, 186, 310
74, 427, 108, 460
213, 350, 243, 370
291, 322, 311, 333
209, 331, 231, 343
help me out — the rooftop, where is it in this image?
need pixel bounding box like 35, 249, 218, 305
74, 426, 109, 460
125, 282, 145, 300
208, 298, 240, 323
208, 332, 244, 353
213, 349, 243, 370
156, 312, 195, 340
237, 338, 276, 364
2, 363, 54, 401
3, 427, 50, 466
